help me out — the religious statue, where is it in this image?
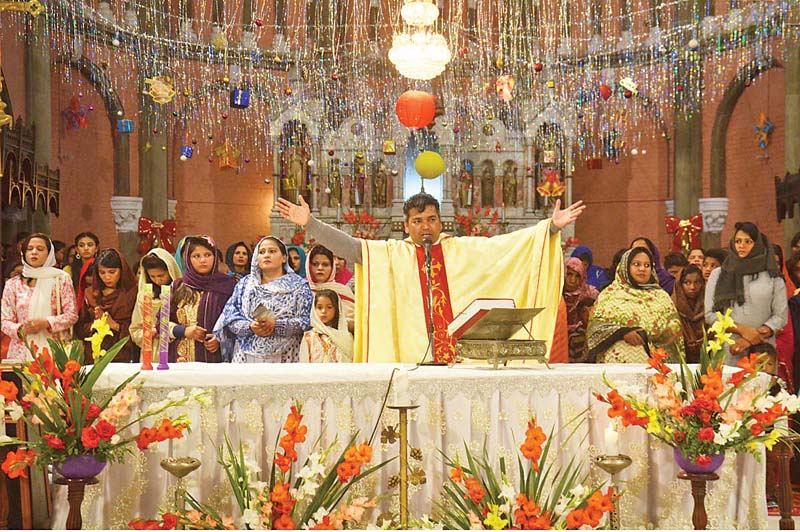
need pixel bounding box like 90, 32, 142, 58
352, 153, 366, 206
328, 158, 342, 207
502, 160, 518, 207
372, 159, 388, 207
280, 147, 307, 202
458, 160, 474, 208
480, 160, 495, 207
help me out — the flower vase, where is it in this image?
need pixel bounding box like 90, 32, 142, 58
55, 454, 107, 479
673, 448, 724, 474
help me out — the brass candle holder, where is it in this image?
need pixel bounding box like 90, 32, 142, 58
160, 457, 201, 527
594, 454, 632, 529
388, 404, 419, 529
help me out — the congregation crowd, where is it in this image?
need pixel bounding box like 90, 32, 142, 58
1, 213, 797, 392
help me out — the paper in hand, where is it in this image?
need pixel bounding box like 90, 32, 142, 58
252, 304, 274, 321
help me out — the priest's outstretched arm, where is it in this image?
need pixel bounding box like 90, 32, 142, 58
276, 197, 586, 263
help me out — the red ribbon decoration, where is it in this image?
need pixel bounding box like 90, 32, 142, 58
137, 217, 178, 255
664, 214, 703, 253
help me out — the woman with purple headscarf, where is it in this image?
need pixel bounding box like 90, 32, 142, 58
630, 236, 675, 294
169, 236, 237, 362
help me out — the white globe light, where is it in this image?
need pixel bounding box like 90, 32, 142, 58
401, 0, 439, 27
180, 155, 188, 161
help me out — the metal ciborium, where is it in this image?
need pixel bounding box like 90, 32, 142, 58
160, 457, 201, 523
594, 454, 632, 529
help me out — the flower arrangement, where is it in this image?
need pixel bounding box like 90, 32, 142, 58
129, 402, 391, 530
343, 209, 384, 240
596, 310, 800, 467
290, 230, 315, 248
436, 417, 616, 530
454, 206, 500, 237
0, 315, 208, 479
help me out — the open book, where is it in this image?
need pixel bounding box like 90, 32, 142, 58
447, 298, 516, 340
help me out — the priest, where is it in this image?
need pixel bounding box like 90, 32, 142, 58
277, 194, 585, 364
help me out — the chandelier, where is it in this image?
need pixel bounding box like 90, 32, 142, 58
389, 0, 451, 80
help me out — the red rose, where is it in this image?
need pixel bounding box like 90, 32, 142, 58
697, 427, 715, 441
95, 420, 117, 441
87, 403, 101, 421
750, 423, 764, 436
695, 454, 712, 466
674, 432, 686, 443
81, 427, 101, 449
160, 513, 178, 529
44, 434, 66, 450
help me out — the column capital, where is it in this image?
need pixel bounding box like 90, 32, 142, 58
110, 196, 143, 232
698, 197, 729, 233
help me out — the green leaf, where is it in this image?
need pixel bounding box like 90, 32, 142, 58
80, 337, 129, 394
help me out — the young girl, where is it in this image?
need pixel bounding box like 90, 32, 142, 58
299, 289, 354, 363
129, 248, 183, 352
672, 264, 705, 363
66, 231, 99, 290
306, 245, 355, 332
170, 236, 236, 363
76, 248, 138, 363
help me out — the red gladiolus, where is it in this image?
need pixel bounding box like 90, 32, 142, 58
160, 513, 178, 529
750, 423, 764, 436
674, 432, 686, 443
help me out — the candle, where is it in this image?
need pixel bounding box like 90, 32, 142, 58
140, 284, 154, 370
0, 403, 6, 438
393, 368, 410, 406
157, 286, 171, 370
337, 203, 342, 222
501, 203, 506, 223
467, 186, 473, 206
604, 424, 619, 456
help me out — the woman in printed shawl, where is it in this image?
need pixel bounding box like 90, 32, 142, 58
630, 236, 675, 294
306, 245, 355, 332
170, 236, 237, 363
215, 236, 312, 363
587, 247, 685, 363
1, 234, 78, 361
129, 248, 183, 351
563, 257, 598, 362
76, 248, 138, 363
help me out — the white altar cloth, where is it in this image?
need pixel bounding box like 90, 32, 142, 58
51, 363, 767, 529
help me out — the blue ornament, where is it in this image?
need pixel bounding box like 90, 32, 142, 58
117, 119, 134, 133
180, 146, 194, 159
230, 89, 250, 109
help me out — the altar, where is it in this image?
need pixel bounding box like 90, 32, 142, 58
51, 363, 767, 529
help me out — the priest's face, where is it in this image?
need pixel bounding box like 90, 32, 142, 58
404, 205, 443, 246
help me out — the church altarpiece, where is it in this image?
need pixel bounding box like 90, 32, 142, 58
269, 101, 575, 244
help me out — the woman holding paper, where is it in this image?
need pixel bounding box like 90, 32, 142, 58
129, 248, 182, 351
215, 237, 312, 363
170, 236, 237, 363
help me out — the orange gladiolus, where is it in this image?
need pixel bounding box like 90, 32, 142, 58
565, 508, 586, 529
1, 448, 35, 479
450, 466, 464, 483
647, 348, 672, 375
464, 477, 486, 506
698, 367, 723, 400
272, 513, 295, 530
0, 381, 18, 403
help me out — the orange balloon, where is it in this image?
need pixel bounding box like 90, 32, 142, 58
395, 90, 436, 129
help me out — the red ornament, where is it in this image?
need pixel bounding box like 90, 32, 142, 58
395, 90, 436, 129
744, 80, 752, 87
254, 18, 264, 27
665, 214, 703, 253
285, 87, 293, 95
624, 90, 633, 99
137, 217, 178, 254
222, 113, 228, 119
152, 128, 159, 134
331, 73, 339, 81
599, 84, 612, 101
677, 84, 685, 92
208, 156, 213, 162
533, 63, 543, 72
458, 47, 468, 57
328, 150, 335, 156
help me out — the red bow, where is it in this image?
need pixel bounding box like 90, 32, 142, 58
137, 217, 177, 255
664, 214, 703, 253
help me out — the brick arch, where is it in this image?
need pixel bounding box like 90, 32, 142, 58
69, 57, 129, 196
709, 58, 782, 197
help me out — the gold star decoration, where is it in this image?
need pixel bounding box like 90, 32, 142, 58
409, 466, 426, 486
143, 75, 176, 104
214, 140, 241, 170
0, 1, 44, 17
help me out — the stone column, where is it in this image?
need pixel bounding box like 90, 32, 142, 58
25, 4, 51, 234
783, 28, 800, 248
111, 196, 143, 267
673, 0, 704, 219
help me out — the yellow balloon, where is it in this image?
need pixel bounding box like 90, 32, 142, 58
414, 151, 445, 179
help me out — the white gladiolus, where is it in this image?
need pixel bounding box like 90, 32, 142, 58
714, 421, 741, 445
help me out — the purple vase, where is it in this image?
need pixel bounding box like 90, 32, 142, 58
55, 454, 107, 479
673, 447, 724, 474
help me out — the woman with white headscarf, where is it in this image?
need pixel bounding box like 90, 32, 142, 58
214, 236, 313, 363
1, 233, 78, 361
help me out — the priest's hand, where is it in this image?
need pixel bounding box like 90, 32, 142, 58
551, 199, 586, 229
277, 196, 311, 227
